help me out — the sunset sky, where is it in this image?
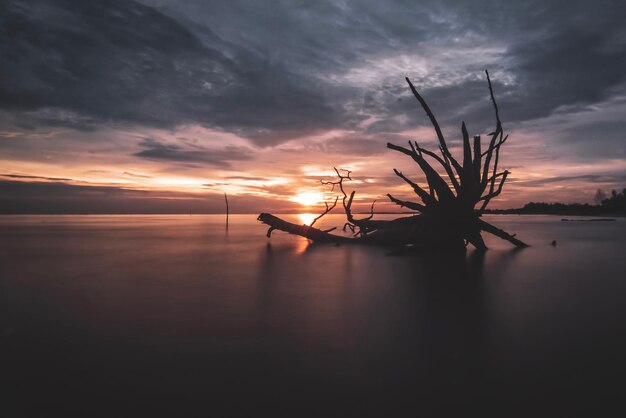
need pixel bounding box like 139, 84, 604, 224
1, 0, 625, 213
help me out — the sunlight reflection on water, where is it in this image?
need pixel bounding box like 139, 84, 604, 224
296, 212, 316, 225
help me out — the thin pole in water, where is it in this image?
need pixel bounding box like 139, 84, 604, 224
224, 192, 229, 228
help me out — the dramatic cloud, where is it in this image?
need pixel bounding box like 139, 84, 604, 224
1, 0, 625, 212
133, 138, 254, 167
1, 0, 339, 144
0, 179, 294, 214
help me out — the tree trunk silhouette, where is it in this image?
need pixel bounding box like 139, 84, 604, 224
258, 71, 528, 250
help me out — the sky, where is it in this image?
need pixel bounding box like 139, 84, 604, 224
1, 0, 626, 214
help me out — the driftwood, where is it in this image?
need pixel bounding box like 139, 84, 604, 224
258, 71, 528, 250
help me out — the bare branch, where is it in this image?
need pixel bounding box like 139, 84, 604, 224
364, 200, 377, 221
484, 171, 506, 184
414, 142, 461, 192
479, 219, 528, 248
386, 193, 426, 212
481, 70, 504, 193
481, 134, 508, 157
320, 168, 384, 236
387, 142, 455, 201
479, 170, 509, 211
405, 77, 463, 175
461, 121, 473, 184
310, 196, 339, 227
393, 168, 436, 207
486, 69, 501, 129
481, 131, 501, 191
472, 135, 482, 181
481, 134, 509, 208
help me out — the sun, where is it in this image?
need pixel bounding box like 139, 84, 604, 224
291, 191, 324, 207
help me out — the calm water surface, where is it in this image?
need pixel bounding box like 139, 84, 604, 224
1, 214, 625, 416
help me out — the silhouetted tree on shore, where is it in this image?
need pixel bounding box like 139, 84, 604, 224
601, 188, 626, 212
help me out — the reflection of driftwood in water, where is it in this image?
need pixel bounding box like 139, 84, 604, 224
258, 71, 528, 250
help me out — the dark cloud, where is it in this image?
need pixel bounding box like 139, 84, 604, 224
517, 174, 626, 188
133, 138, 254, 167
0, 0, 339, 145
0, 179, 293, 214
123, 171, 153, 179
554, 120, 626, 158
317, 137, 390, 156
279, 134, 395, 157
3, 0, 626, 145
0, 180, 199, 214
0, 174, 74, 182
501, 28, 626, 123
1, 0, 625, 212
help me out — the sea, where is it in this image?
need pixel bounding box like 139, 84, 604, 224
1, 214, 625, 416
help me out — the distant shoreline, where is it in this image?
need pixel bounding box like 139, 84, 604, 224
0, 211, 623, 217
482, 209, 625, 217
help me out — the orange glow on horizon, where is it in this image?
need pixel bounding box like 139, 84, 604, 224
3, 121, 624, 212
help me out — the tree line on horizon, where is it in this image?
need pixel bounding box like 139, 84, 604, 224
485, 188, 626, 216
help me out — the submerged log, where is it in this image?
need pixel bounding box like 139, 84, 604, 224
258, 212, 467, 250
258, 71, 528, 250
258, 213, 350, 243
